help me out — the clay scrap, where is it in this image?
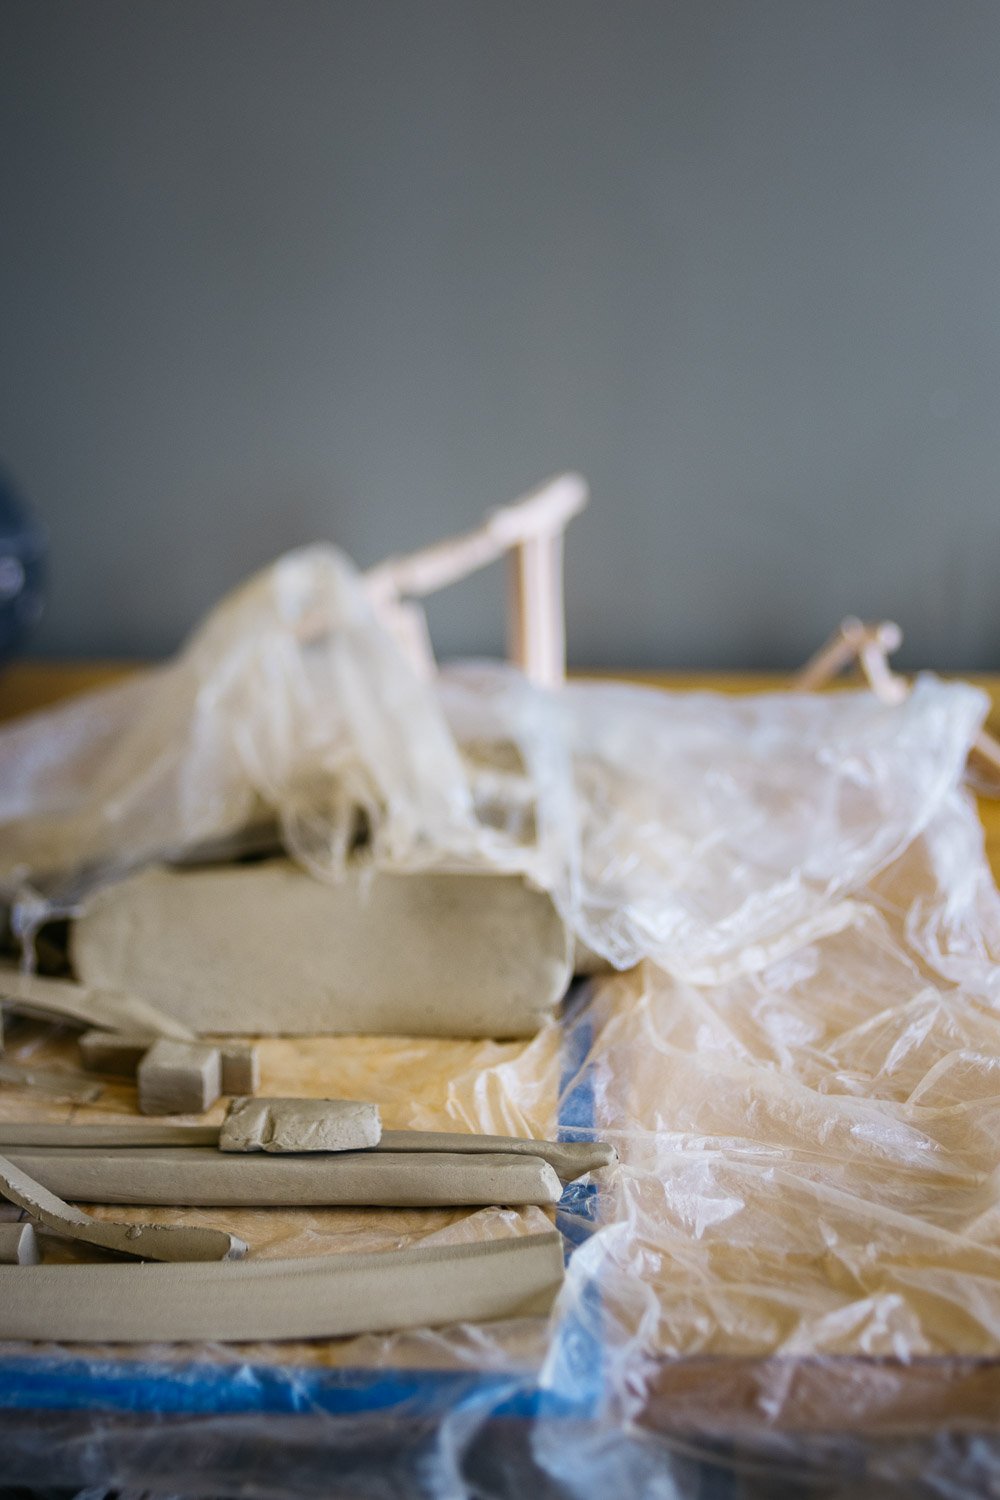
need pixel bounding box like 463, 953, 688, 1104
0, 1153, 246, 1262
220, 1096, 382, 1153
138, 1039, 222, 1115
0, 1229, 565, 1342
0, 1221, 39, 1264
7, 1146, 563, 1208
0, 1060, 101, 1104
0, 964, 193, 1040
71, 863, 572, 1038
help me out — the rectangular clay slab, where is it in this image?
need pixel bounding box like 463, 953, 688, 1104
0, 1231, 565, 1342
71, 861, 572, 1037
6, 1146, 563, 1208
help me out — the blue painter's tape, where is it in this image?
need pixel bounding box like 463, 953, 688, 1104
545, 981, 606, 1417
0, 1355, 586, 1420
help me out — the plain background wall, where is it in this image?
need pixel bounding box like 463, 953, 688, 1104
2, 0, 999, 669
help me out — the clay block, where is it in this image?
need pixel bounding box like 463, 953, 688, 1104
218, 1044, 259, 1095
0, 1222, 39, 1264
71, 862, 572, 1038
219, 1096, 382, 1153
0, 1230, 565, 1342
0, 1153, 245, 1263
78, 1029, 153, 1077
138, 1040, 222, 1116
7, 1146, 564, 1208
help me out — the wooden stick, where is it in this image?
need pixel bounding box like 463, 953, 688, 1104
365, 473, 587, 687
793, 617, 903, 693
795, 617, 1000, 792
366, 474, 587, 603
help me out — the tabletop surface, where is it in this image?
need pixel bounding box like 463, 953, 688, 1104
4, 659, 1000, 1464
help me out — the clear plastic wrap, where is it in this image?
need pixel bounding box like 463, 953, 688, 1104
0, 543, 987, 971
3, 546, 1000, 1494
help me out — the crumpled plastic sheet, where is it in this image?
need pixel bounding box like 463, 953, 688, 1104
3, 545, 1000, 1495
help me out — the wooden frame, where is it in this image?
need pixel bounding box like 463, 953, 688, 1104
364, 472, 588, 687
796, 616, 1000, 786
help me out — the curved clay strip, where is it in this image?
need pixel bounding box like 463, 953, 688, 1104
0, 1231, 565, 1342
0, 965, 193, 1040
0, 1153, 246, 1262
6, 1147, 563, 1208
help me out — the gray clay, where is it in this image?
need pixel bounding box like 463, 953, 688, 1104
6, 1146, 564, 1208
219, 1096, 382, 1153
0, 1221, 39, 1264
0, 1230, 565, 1342
377, 1129, 617, 1181
0, 1122, 221, 1149
138, 1040, 222, 1115
75, 1032, 258, 1099
0, 1122, 616, 1181
0, 1153, 245, 1261
218, 1044, 260, 1095
0, 963, 193, 1039
79, 1030, 154, 1076
71, 862, 572, 1038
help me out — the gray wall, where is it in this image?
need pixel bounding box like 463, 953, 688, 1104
2, 0, 999, 670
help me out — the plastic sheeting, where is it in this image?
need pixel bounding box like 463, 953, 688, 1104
0, 544, 988, 969
3, 545, 1000, 1495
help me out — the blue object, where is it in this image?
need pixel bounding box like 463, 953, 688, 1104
0, 467, 46, 664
